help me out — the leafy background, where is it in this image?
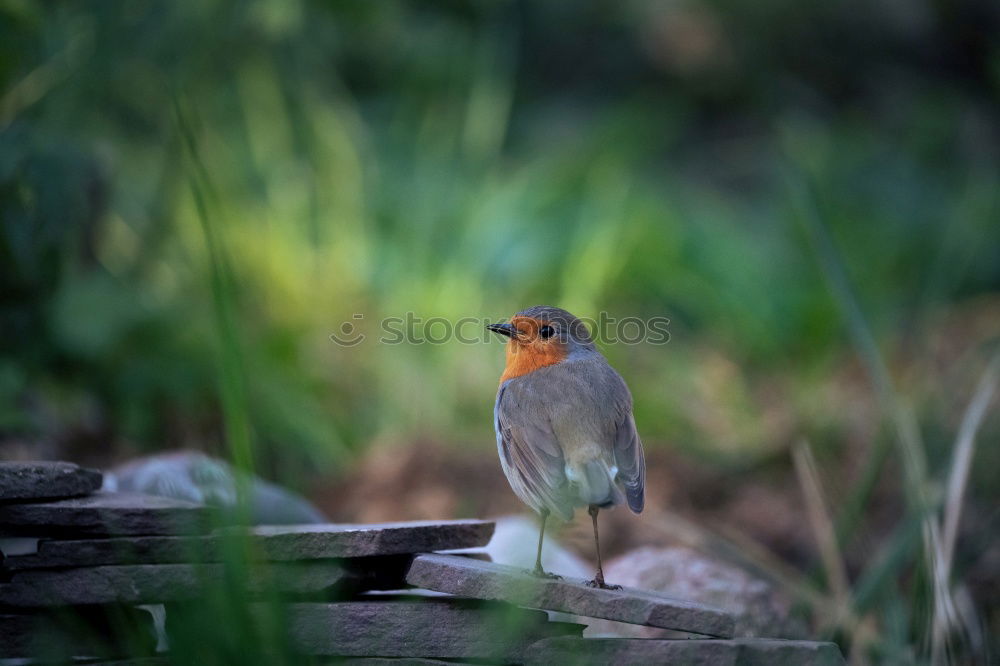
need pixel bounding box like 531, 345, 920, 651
2, 1, 998, 664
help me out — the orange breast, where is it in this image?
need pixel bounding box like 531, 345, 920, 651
499, 338, 568, 383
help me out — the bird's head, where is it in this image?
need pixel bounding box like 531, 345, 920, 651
487, 305, 595, 382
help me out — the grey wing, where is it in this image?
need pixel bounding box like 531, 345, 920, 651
613, 407, 645, 514
494, 383, 573, 520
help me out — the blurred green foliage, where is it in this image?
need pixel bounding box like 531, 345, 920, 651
2, 0, 999, 663
3, 0, 996, 473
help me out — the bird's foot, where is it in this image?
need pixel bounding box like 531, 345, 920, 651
531, 566, 562, 580
585, 576, 622, 590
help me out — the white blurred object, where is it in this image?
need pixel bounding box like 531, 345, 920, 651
484, 514, 591, 578
104, 451, 326, 525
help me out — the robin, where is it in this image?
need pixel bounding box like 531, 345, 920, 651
487, 305, 645, 589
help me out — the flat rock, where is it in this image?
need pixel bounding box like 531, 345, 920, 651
525, 637, 845, 666
79, 657, 172, 666
98, 660, 469, 666
0, 461, 103, 502
123, 655, 475, 666
0, 557, 410, 607
0, 492, 213, 537
236, 599, 582, 661
405, 553, 735, 638
3, 520, 495, 569
0, 605, 156, 658
222, 520, 494, 559
69, 657, 172, 666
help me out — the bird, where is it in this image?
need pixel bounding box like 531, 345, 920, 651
487, 305, 645, 589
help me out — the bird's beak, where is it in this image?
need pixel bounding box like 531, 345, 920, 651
487, 322, 517, 339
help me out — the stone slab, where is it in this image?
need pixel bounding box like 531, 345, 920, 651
0, 557, 410, 607
405, 553, 735, 638
0, 605, 156, 658
54, 655, 479, 666
0, 461, 103, 502
524, 637, 846, 666
79, 661, 169, 666
237, 599, 583, 661
3, 520, 495, 569
0, 492, 212, 537
332, 657, 478, 666
231, 520, 496, 558
108, 656, 475, 666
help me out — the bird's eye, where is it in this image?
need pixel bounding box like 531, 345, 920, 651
539, 325, 555, 340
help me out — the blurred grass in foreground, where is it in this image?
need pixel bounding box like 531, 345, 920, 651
1, 1, 998, 664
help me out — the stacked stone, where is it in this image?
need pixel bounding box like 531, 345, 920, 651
1, 462, 845, 664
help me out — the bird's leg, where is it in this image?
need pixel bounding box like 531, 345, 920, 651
533, 509, 547, 574
586, 505, 621, 590
532, 509, 561, 579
